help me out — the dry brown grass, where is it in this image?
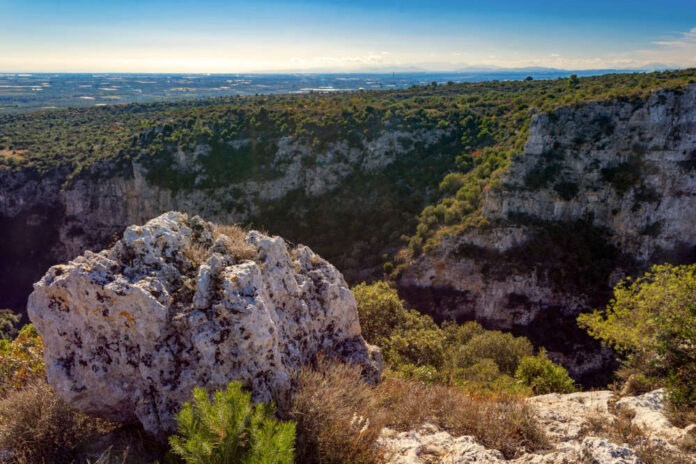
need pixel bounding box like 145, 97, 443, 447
668, 405, 696, 429
182, 223, 257, 267
291, 361, 388, 464
291, 358, 548, 463
580, 410, 694, 464
74, 424, 168, 464
182, 241, 211, 267
375, 375, 547, 459
212, 223, 256, 261
0, 148, 27, 161
0, 378, 117, 464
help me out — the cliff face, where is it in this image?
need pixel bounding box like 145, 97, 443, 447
400, 86, 696, 383
0, 128, 452, 313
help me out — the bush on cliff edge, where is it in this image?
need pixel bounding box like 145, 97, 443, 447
579, 264, 696, 417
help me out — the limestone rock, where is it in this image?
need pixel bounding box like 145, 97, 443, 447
28, 211, 382, 438
381, 389, 695, 464
1, 126, 450, 316
579, 437, 640, 464
616, 389, 690, 443
379, 424, 505, 464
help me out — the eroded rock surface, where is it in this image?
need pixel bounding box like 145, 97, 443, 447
380, 390, 695, 464
28, 211, 382, 438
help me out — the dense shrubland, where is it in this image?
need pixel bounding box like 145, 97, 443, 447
353, 281, 576, 394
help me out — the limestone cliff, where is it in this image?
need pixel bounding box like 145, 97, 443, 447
400, 86, 696, 383
0, 127, 452, 313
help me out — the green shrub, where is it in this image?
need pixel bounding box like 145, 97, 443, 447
169, 381, 295, 464
353, 282, 573, 395
389, 363, 442, 385
0, 324, 45, 395
353, 281, 407, 347
578, 264, 696, 411
0, 309, 19, 341
385, 309, 446, 368
439, 172, 467, 195
455, 331, 533, 376
441, 320, 485, 345
515, 350, 577, 394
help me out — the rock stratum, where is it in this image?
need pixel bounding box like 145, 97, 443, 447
27, 211, 382, 438
400, 86, 696, 384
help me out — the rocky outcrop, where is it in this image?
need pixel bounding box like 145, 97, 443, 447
380, 389, 695, 463
27, 212, 382, 438
0, 128, 451, 315
400, 86, 696, 383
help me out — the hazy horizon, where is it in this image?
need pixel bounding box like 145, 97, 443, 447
2, 0, 696, 73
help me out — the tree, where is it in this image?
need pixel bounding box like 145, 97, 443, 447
578, 264, 696, 410
568, 74, 580, 89
515, 350, 576, 394
353, 281, 407, 347
169, 381, 296, 464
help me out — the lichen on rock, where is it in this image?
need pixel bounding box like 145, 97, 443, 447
28, 211, 382, 438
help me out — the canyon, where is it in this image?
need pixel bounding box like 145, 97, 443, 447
3, 86, 696, 383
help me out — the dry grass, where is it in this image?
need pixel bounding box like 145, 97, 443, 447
212, 223, 256, 261
182, 241, 211, 267
0, 148, 27, 161
182, 223, 257, 267
291, 358, 548, 463
580, 410, 694, 464
0, 378, 117, 464
375, 375, 547, 459
668, 405, 696, 429
291, 361, 388, 464
74, 425, 168, 464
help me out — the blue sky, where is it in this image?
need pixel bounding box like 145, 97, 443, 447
2, 0, 696, 72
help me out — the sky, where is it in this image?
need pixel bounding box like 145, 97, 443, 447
2, 0, 696, 73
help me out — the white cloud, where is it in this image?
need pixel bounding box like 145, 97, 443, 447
652, 27, 696, 47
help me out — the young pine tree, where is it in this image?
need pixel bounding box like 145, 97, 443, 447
169, 381, 295, 464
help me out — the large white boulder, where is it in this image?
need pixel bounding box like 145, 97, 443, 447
28, 211, 382, 438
